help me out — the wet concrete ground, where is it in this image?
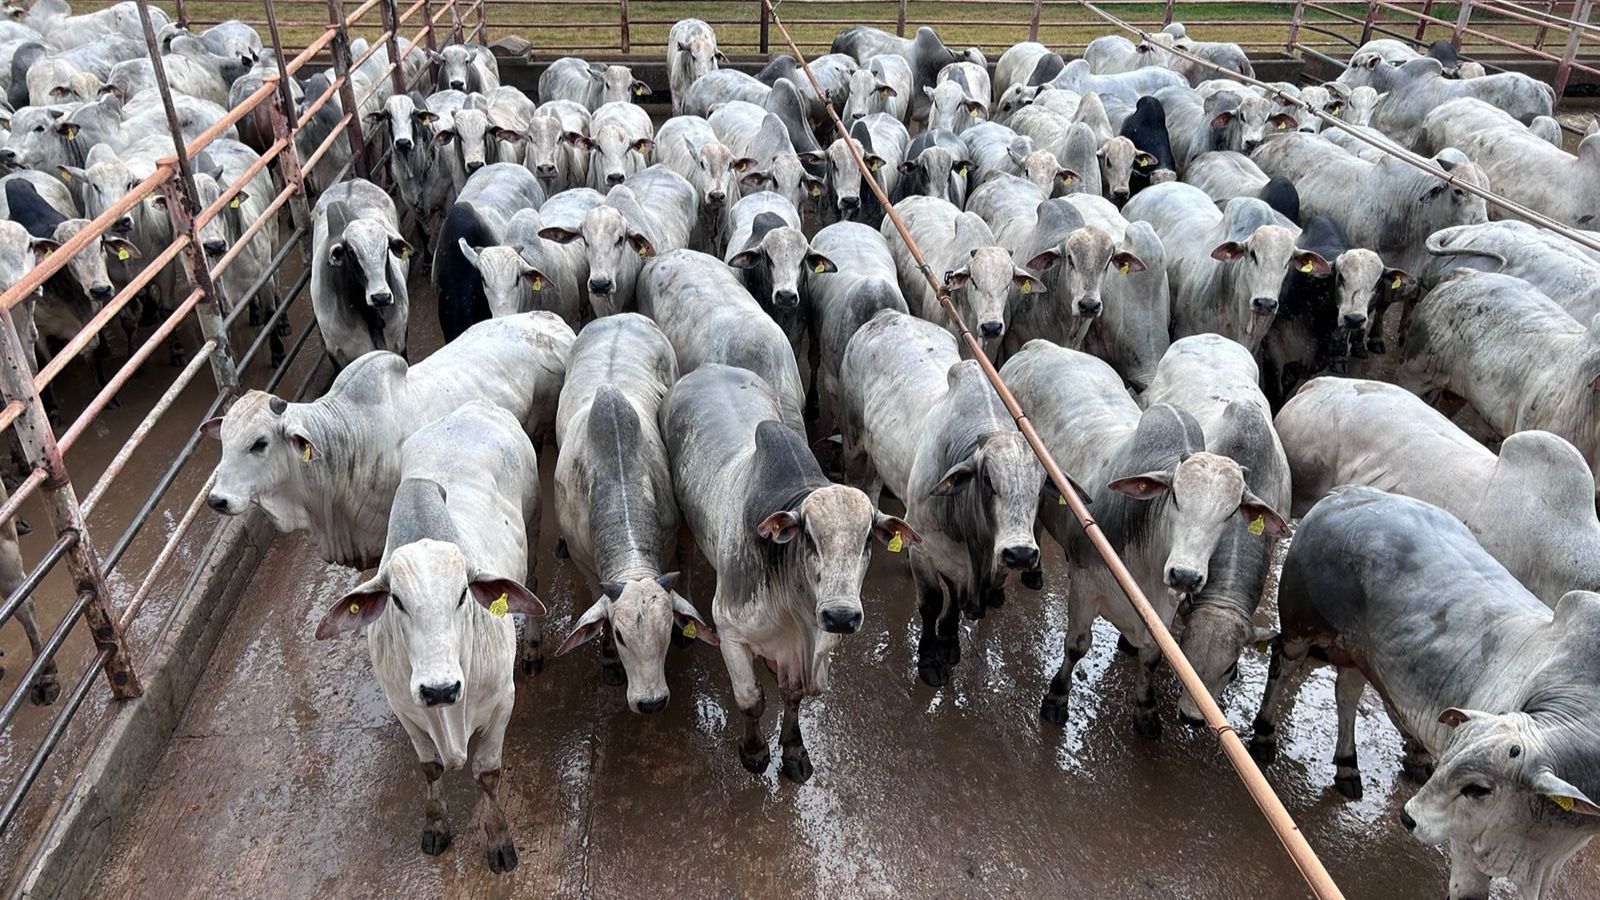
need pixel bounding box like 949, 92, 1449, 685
80, 287, 1600, 900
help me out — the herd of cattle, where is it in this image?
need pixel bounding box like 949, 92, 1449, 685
0, 3, 1597, 895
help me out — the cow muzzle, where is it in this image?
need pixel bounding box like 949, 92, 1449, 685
1166, 566, 1204, 593
394, 138, 414, 153
535, 163, 557, 179
418, 680, 462, 707
818, 602, 863, 634
605, 172, 625, 186
465, 159, 484, 173
978, 320, 1004, 339
773, 288, 799, 309
449, 79, 466, 90
1076, 297, 1103, 317
588, 276, 613, 294
202, 239, 227, 256
206, 493, 237, 514
1341, 312, 1368, 329
1251, 296, 1279, 315
1000, 545, 1039, 571
89, 284, 114, 301
369, 291, 394, 307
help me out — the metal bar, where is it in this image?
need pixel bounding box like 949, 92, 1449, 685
1361, 0, 1381, 44
135, 0, 242, 398
326, 0, 372, 180
379, 0, 409, 97
174, 0, 188, 29
1557, 0, 1594, 96
1031, 0, 1044, 39
1161, 0, 1175, 26
1287, 0, 1308, 50
896, 0, 906, 36
1416, 0, 1436, 41
0, 646, 107, 836
0, 535, 72, 632
118, 473, 216, 630
759, 0, 770, 53
264, 0, 317, 264
0, 591, 90, 736
0, 469, 46, 535
760, 4, 1345, 898
1453, 0, 1474, 48
619, 0, 630, 53
0, 306, 141, 700
474, 0, 487, 43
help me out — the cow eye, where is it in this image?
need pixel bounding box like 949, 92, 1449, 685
33, 125, 42, 133
1461, 783, 1492, 799
457, 588, 466, 608
614, 629, 627, 648
1249, 250, 1258, 264
249, 436, 268, 454
391, 595, 407, 614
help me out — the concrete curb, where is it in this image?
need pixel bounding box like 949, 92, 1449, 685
7, 508, 277, 900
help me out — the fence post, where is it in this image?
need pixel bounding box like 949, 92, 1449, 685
1415, 0, 1436, 42
263, 0, 315, 258
173, 0, 187, 30
1360, 0, 1381, 44
759, 0, 770, 54
1533, 0, 1555, 50
620, 0, 630, 53
1555, 0, 1593, 98
474, 0, 486, 45
1029, 0, 1043, 40
897, 0, 906, 37
448, 0, 463, 45
326, 0, 372, 181
1286, 0, 1306, 51
1162, 0, 1176, 27
133, 0, 241, 396
1451, 0, 1473, 48
419, 0, 440, 87
379, 0, 408, 97
0, 308, 141, 700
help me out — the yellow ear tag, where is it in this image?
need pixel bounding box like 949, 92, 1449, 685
229, 198, 240, 209
300, 443, 312, 462
60, 171, 71, 182
530, 276, 543, 291
1020, 281, 1032, 295
489, 593, 509, 617
1391, 274, 1404, 289
1248, 514, 1265, 536
1138, 480, 1149, 492
681, 620, 698, 639
1553, 795, 1577, 812
810, 185, 822, 197
633, 85, 645, 96
813, 262, 825, 274
1057, 493, 1067, 506
1299, 261, 1314, 273
1118, 262, 1131, 275
886, 533, 903, 553
116, 247, 130, 261
638, 245, 648, 257
1254, 639, 1270, 653
870, 161, 881, 172
349, 602, 361, 615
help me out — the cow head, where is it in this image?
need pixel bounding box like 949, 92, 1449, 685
524, 113, 572, 185
435, 106, 494, 179
49, 219, 137, 306
584, 122, 652, 191
1109, 446, 1288, 597
824, 135, 885, 219
1209, 221, 1309, 341
1096, 136, 1138, 205
675, 35, 721, 83
1024, 224, 1126, 320
994, 83, 1044, 124
1331, 248, 1407, 332
202, 390, 321, 523
324, 200, 412, 309
923, 80, 986, 133
728, 213, 832, 312
898, 145, 968, 205
1416, 153, 1490, 232
741, 152, 825, 215
438, 44, 477, 92
595, 63, 649, 105
539, 200, 652, 302
684, 135, 740, 208
1010, 145, 1077, 196
947, 240, 1042, 358
556, 572, 716, 713
457, 241, 549, 318
844, 66, 897, 123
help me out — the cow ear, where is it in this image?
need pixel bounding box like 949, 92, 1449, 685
521, 265, 550, 291
731, 156, 757, 173
872, 512, 922, 547
555, 598, 609, 656
30, 237, 58, 264
1530, 770, 1600, 817
944, 267, 972, 290
757, 510, 802, 543
1208, 111, 1236, 129
1012, 270, 1046, 296
739, 171, 770, 189
200, 416, 224, 440
1439, 707, 1489, 727
727, 249, 761, 269
1108, 471, 1172, 500
630, 137, 655, 155
627, 233, 657, 258
1057, 169, 1080, 186
1111, 251, 1146, 274
55, 121, 80, 140
470, 576, 546, 618
414, 109, 439, 125
57, 164, 85, 183
456, 238, 480, 268
1269, 113, 1297, 131
315, 580, 388, 639
805, 252, 836, 275
630, 80, 653, 97
389, 237, 414, 261
803, 176, 826, 198
1025, 248, 1062, 271
538, 226, 581, 244
1046, 473, 1093, 507
289, 431, 320, 463
1210, 241, 1247, 262
104, 237, 140, 261
364, 109, 388, 125
1291, 250, 1331, 276
1237, 491, 1292, 538
896, 159, 917, 174
930, 458, 978, 496
671, 592, 719, 646
492, 127, 522, 142
561, 131, 592, 150
1382, 268, 1413, 292
876, 83, 897, 97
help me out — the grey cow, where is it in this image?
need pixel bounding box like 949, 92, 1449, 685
1370, 56, 1554, 149
436, 43, 498, 93
637, 249, 807, 433
553, 314, 716, 710
838, 310, 1045, 686
667, 18, 722, 117
655, 114, 746, 254
1155, 85, 1291, 173
723, 190, 834, 354
1276, 376, 1600, 607
579, 101, 655, 192
1060, 194, 1172, 391
663, 364, 916, 782
805, 221, 910, 420
1422, 221, 1600, 322
830, 26, 979, 123
1001, 340, 1287, 736
1252, 486, 1600, 900
1400, 270, 1600, 495
1422, 97, 1598, 229
538, 57, 650, 111
1121, 182, 1319, 351
1139, 334, 1289, 721
311, 179, 412, 368
708, 100, 825, 215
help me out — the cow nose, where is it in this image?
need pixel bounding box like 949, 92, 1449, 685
1342, 312, 1368, 329
773, 288, 799, 308
394, 138, 413, 153
1243, 139, 1261, 151
465, 159, 484, 173
1252, 296, 1279, 314
1166, 566, 1204, 593
207, 494, 231, 513
419, 680, 462, 707
89, 284, 114, 300
635, 696, 668, 714
369, 291, 393, 307
0, 148, 16, 163
1112, 188, 1130, 202
535, 163, 556, 177
978, 320, 1004, 338
589, 276, 613, 294
1399, 809, 1417, 832
449, 79, 465, 90
203, 239, 227, 255
839, 195, 860, 209
605, 172, 625, 186
819, 605, 862, 634
1001, 545, 1039, 571
1076, 297, 1103, 316
708, 189, 726, 203
115, 216, 135, 233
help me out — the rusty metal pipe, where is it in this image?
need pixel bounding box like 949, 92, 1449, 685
118, 473, 216, 631
0, 534, 72, 631
0, 591, 91, 737
0, 468, 46, 534
761, 4, 1345, 898
0, 643, 106, 835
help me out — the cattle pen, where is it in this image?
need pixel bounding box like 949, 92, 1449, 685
0, 0, 1595, 898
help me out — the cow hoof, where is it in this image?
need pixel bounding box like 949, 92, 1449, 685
779, 750, 813, 784
486, 842, 518, 873
739, 742, 770, 775
1401, 760, 1434, 783
553, 538, 569, 559
29, 678, 60, 706
1248, 736, 1277, 764
1039, 695, 1069, 726
1334, 774, 1364, 800
1367, 338, 1386, 355
1132, 714, 1163, 740
984, 587, 1006, 609
600, 662, 625, 686
420, 828, 452, 856
917, 658, 950, 688
1116, 635, 1138, 656
1021, 569, 1043, 591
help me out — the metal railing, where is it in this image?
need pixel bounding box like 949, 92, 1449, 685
0, 0, 467, 843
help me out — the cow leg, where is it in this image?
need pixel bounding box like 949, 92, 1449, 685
1249, 636, 1311, 763
471, 711, 517, 872
1400, 734, 1436, 783
1332, 666, 1365, 799
802, 332, 822, 434
914, 568, 951, 687
516, 613, 543, 676
1040, 590, 1095, 726
777, 691, 812, 784
1446, 841, 1492, 900
720, 639, 769, 774
598, 628, 625, 685
16, 599, 59, 705
1130, 638, 1164, 739
418, 760, 451, 855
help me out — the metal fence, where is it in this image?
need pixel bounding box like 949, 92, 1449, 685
0, 0, 468, 843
